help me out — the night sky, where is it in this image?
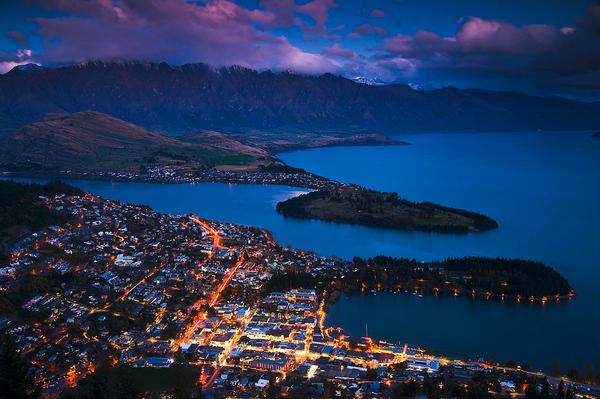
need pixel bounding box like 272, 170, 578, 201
1, 0, 599, 98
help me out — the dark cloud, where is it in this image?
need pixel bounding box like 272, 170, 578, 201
321, 43, 357, 60
378, 3, 600, 95
369, 9, 387, 18
350, 23, 388, 38
298, 0, 337, 34
28, 0, 335, 73
5, 30, 29, 47
259, 0, 299, 26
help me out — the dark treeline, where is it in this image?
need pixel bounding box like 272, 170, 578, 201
402, 367, 576, 399
0, 180, 82, 229
265, 271, 320, 293
59, 365, 202, 399
0, 270, 89, 314
0, 335, 41, 399
0, 180, 83, 261
419, 202, 499, 231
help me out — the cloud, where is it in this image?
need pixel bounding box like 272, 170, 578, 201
321, 43, 357, 60
378, 3, 600, 94
25, 0, 335, 74
298, 0, 337, 34
5, 30, 29, 47
350, 23, 388, 38
259, 0, 299, 27
369, 9, 387, 18
319, 43, 398, 81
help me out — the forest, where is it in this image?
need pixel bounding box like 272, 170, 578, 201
0, 180, 82, 261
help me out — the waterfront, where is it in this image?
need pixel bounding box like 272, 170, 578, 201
9, 131, 600, 371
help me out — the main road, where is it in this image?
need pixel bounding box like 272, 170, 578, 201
176, 215, 244, 345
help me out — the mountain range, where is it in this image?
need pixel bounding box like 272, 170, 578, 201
1, 61, 599, 135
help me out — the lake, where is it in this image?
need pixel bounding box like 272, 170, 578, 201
9, 131, 600, 372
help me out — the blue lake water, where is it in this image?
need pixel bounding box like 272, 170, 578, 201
281, 131, 600, 372
8, 131, 600, 371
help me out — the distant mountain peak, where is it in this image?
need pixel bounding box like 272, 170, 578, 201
408, 82, 447, 91
8, 63, 43, 73
351, 76, 386, 86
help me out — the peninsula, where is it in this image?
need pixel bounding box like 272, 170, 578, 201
335, 256, 574, 301
276, 187, 498, 233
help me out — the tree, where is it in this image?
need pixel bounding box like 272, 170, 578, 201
0, 336, 41, 399
565, 385, 575, 399
525, 382, 538, 399
113, 366, 139, 399
265, 375, 279, 399
566, 369, 578, 381
580, 364, 596, 384
557, 380, 565, 399
393, 381, 418, 399
89, 371, 110, 399
322, 381, 335, 399
172, 365, 192, 399
423, 373, 442, 399
206, 306, 217, 318
541, 377, 550, 399
551, 358, 561, 377
365, 367, 377, 381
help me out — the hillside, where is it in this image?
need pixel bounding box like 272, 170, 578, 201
229, 131, 401, 153
1, 61, 599, 134
0, 180, 82, 261
276, 188, 498, 233
181, 130, 269, 158
0, 111, 271, 174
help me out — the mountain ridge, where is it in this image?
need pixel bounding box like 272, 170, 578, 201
0, 111, 272, 174
1, 61, 599, 135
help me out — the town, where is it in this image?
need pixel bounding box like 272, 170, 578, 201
0, 189, 598, 399
0, 163, 348, 191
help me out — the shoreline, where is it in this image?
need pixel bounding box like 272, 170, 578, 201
3, 169, 500, 235
327, 286, 577, 306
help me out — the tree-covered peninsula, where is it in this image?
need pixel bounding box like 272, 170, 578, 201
276, 187, 498, 233
268, 256, 574, 302
340, 256, 574, 299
